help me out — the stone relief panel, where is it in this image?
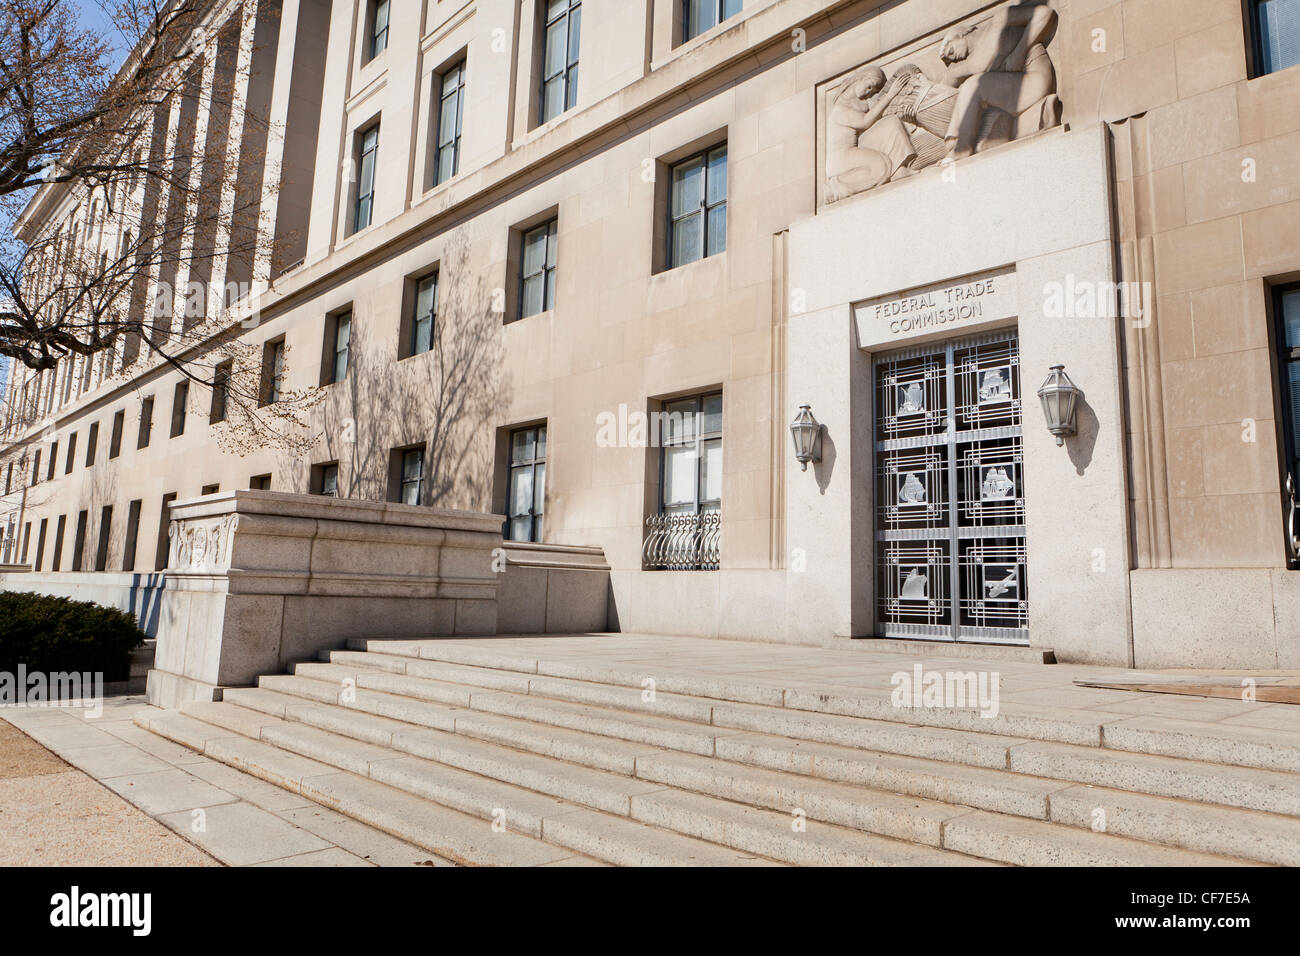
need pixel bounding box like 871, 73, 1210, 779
819, 1, 1063, 206
168, 513, 240, 573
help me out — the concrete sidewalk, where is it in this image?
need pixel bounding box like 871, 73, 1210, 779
0, 696, 444, 866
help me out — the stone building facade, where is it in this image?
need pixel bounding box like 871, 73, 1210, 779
2, 0, 1299, 669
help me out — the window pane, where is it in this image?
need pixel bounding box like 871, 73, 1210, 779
547, 0, 569, 20
706, 204, 727, 257
544, 21, 567, 77
702, 438, 722, 503
542, 77, 564, 122
1258, 0, 1300, 74
533, 462, 546, 515
722, 0, 742, 19
322, 466, 338, 496
439, 93, 459, 147
512, 428, 535, 464
671, 158, 705, 218
509, 516, 533, 541
663, 399, 696, 444
706, 147, 727, 205
523, 227, 547, 276
536, 425, 547, 459
1289, 361, 1300, 460
510, 467, 534, 516
665, 445, 698, 507
416, 275, 437, 320
546, 221, 558, 267
403, 450, 424, 481
568, 8, 582, 65
671, 212, 702, 267
545, 267, 557, 311
441, 65, 461, 98
701, 393, 722, 434
414, 316, 432, 355
522, 274, 544, 317
1282, 289, 1300, 348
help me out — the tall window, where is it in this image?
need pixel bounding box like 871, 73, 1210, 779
354, 124, 380, 231
170, 381, 188, 437
329, 312, 352, 383
368, 0, 390, 60
33, 518, 47, 571
539, 0, 581, 124
520, 219, 557, 319
411, 274, 437, 356
95, 505, 112, 571
397, 447, 425, 505
262, 339, 286, 404
669, 145, 727, 268
54, 514, 69, 571
137, 397, 154, 448
434, 61, 465, 186
1251, 0, 1300, 75
46, 441, 57, 480
211, 361, 232, 423
683, 0, 741, 42
506, 425, 546, 542
64, 433, 77, 474
659, 392, 722, 516
122, 499, 142, 572
31, 449, 40, 485
109, 410, 124, 458
85, 422, 98, 466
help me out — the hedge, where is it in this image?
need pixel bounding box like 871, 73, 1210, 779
0, 591, 145, 682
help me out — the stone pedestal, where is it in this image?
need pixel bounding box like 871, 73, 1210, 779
497, 542, 611, 634
147, 491, 502, 707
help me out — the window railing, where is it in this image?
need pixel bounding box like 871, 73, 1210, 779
642, 511, 720, 570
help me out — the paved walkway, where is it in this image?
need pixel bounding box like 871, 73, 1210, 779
0, 696, 441, 866
4, 633, 1297, 866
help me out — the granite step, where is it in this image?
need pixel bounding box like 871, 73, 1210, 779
224, 680, 1282, 865
342, 640, 1300, 771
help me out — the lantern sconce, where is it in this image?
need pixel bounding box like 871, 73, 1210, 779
789, 404, 823, 472
1036, 364, 1080, 446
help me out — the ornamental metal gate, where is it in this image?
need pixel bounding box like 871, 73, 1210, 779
874, 330, 1029, 645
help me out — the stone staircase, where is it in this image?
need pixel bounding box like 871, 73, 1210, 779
136, 639, 1300, 866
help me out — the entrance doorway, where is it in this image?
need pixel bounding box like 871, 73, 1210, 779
873, 329, 1028, 644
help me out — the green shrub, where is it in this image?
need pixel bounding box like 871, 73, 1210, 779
0, 591, 145, 682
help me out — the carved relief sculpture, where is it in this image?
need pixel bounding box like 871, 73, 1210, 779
824, 1, 1062, 203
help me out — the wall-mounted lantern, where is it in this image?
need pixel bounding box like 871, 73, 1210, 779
789, 404, 823, 471
1036, 364, 1079, 446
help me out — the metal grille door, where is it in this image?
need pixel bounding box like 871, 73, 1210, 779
874, 330, 1028, 644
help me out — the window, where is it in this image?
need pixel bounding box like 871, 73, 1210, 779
3, 462, 10, 495
137, 397, 154, 448
109, 410, 124, 458
170, 381, 188, 437
94, 506, 112, 571
46, 442, 57, 481
683, 0, 741, 43
123, 499, 142, 572
21, 521, 31, 563
669, 145, 727, 268
354, 124, 380, 232
658, 392, 722, 516
33, 518, 47, 571
201, 483, 220, 495
520, 219, 558, 319
31, 449, 40, 485
410, 274, 437, 356
539, 0, 581, 124
71, 512, 89, 572
155, 492, 177, 571
65, 433, 77, 474
326, 311, 352, 384
395, 447, 425, 505
262, 339, 286, 404
368, 0, 390, 61
85, 422, 98, 466
211, 361, 231, 423
52, 515, 67, 567
506, 425, 546, 542
250, 474, 272, 490
314, 462, 340, 497
1251, 0, 1300, 76
434, 61, 465, 186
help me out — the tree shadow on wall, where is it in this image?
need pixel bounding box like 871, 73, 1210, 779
306, 238, 512, 510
